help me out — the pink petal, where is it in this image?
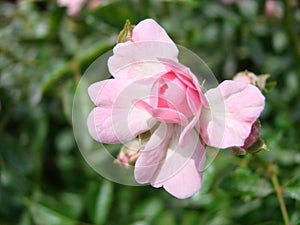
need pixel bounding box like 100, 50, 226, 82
135, 100, 189, 125
160, 148, 205, 199
132, 19, 175, 44
108, 42, 178, 79
151, 127, 206, 199
108, 19, 178, 79
87, 105, 153, 144
88, 78, 131, 106
134, 123, 173, 183
87, 78, 156, 144
159, 58, 209, 107
199, 80, 265, 148
150, 74, 193, 117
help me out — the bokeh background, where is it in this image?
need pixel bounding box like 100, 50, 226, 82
0, 0, 299, 224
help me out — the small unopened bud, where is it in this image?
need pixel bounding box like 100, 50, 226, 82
115, 139, 141, 168
243, 120, 261, 149
233, 70, 258, 85
117, 19, 134, 43
233, 70, 271, 91
230, 121, 267, 155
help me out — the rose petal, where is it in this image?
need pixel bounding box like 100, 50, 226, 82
134, 123, 173, 183
199, 80, 265, 148
88, 78, 131, 106
135, 100, 189, 126
108, 19, 178, 79
132, 18, 175, 44
151, 127, 206, 199
108, 42, 178, 79
87, 78, 156, 144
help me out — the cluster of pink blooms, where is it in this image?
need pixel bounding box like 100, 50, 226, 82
87, 19, 265, 199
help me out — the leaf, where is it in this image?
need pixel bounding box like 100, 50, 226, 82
59, 192, 84, 219
230, 167, 273, 200
153, 210, 176, 225
28, 200, 76, 225
285, 179, 300, 201
93, 181, 114, 225
133, 197, 164, 221
285, 187, 300, 201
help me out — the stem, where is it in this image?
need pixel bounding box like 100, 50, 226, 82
269, 165, 291, 225
252, 154, 291, 225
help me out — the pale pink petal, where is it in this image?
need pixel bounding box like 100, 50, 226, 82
134, 123, 173, 183
135, 100, 189, 125
160, 148, 205, 199
88, 78, 131, 106
87, 78, 156, 144
108, 19, 178, 79
178, 87, 203, 146
131, 19, 175, 44
148, 127, 205, 199
199, 80, 265, 148
108, 42, 178, 79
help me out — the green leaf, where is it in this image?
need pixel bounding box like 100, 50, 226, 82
285, 187, 300, 201
59, 192, 84, 219
93, 181, 114, 225
28, 200, 76, 225
133, 197, 164, 221
231, 167, 273, 200
153, 210, 176, 225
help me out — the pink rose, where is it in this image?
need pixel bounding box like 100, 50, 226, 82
87, 19, 265, 199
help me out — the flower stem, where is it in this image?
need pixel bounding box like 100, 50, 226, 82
269, 165, 291, 225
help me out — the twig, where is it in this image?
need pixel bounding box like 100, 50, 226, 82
269, 164, 291, 225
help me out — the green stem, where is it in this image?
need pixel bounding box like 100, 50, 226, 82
269, 165, 291, 225
252, 155, 291, 225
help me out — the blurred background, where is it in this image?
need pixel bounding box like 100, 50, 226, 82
0, 0, 299, 224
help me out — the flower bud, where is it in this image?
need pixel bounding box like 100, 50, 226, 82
233, 70, 271, 91
115, 139, 141, 168
233, 70, 258, 85
243, 120, 261, 149
230, 121, 266, 155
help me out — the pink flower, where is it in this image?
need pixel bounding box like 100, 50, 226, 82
57, 0, 100, 16
87, 19, 265, 199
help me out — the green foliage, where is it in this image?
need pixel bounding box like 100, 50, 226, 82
1, 0, 299, 225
